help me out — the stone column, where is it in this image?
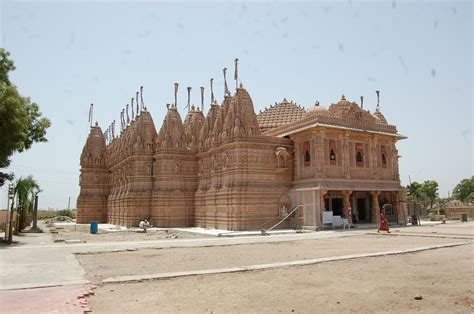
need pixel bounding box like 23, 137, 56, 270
294, 139, 301, 179
342, 133, 350, 179
343, 190, 352, 224
314, 134, 325, 178
371, 191, 381, 224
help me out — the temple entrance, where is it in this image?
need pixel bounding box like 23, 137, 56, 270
331, 198, 343, 216
357, 198, 368, 222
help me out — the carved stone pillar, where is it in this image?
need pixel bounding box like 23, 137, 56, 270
371, 191, 381, 224
342, 134, 350, 178
314, 135, 325, 178
294, 139, 301, 179
343, 190, 352, 224
370, 136, 379, 179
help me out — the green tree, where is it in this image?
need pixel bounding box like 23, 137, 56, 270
407, 181, 424, 203
0, 49, 51, 186
12, 175, 39, 232
420, 180, 439, 210
452, 177, 474, 203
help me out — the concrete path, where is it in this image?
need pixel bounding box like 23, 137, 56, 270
0, 229, 88, 290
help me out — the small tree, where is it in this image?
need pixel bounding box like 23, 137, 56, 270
13, 175, 39, 232
452, 177, 474, 203
421, 180, 439, 211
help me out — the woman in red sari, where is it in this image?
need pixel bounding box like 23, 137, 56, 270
378, 208, 390, 233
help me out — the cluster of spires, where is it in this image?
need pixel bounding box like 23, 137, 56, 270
89, 58, 242, 145
90, 86, 147, 145
169, 58, 241, 113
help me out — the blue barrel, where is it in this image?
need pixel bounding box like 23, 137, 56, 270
90, 221, 98, 234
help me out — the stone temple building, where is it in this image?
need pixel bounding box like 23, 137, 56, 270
77, 83, 407, 230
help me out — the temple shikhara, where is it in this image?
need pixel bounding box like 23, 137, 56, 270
77, 63, 407, 230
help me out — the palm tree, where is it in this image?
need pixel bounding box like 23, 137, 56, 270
13, 175, 39, 233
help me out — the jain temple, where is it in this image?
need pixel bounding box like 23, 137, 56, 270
77, 66, 407, 230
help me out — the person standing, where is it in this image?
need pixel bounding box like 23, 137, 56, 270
378, 208, 390, 233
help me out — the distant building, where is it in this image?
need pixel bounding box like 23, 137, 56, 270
77, 85, 407, 230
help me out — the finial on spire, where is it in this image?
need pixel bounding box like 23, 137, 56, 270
112, 120, 115, 138
121, 109, 125, 132
234, 58, 239, 91
166, 103, 170, 109
315, 101, 320, 106
223, 68, 230, 96
200, 86, 204, 112
360, 96, 364, 109
131, 98, 135, 120
140, 86, 144, 111
186, 87, 192, 112
88, 103, 94, 127
174, 83, 179, 108
210, 78, 215, 104
126, 103, 130, 125
376, 90, 380, 111
135, 91, 139, 117
341, 95, 346, 101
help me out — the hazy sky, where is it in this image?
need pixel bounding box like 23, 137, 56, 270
1, 0, 472, 209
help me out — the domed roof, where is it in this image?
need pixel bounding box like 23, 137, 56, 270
80, 123, 106, 167
257, 98, 306, 132
372, 107, 388, 124
306, 101, 328, 114
156, 105, 185, 149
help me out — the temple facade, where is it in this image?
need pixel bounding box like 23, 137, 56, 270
77, 85, 407, 230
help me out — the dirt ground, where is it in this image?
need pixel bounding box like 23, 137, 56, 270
77, 234, 465, 283
49, 225, 209, 243
87, 243, 474, 313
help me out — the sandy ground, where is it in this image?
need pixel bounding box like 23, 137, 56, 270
77, 234, 465, 283
87, 243, 474, 313
49, 225, 209, 243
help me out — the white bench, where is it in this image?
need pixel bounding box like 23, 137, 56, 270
332, 215, 350, 230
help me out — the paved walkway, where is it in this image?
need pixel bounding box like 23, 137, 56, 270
0, 284, 96, 313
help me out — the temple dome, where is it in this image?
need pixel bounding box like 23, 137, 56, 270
373, 109, 388, 124
306, 101, 328, 114
257, 98, 306, 133
80, 123, 106, 168
156, 105, 185, 149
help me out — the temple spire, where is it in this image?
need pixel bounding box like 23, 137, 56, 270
210, 78, 215, 104
131, 97, 135, 120
174, 83, 179, 108
112, 120, 115, 138
140, 86, 144, 111
223, 68, 230, 96
200, 86, 204, 112
234, 58, 239, 91
186, 87, 192, 112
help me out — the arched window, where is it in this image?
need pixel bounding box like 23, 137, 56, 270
330, 149, 336, 161
356, 151, 364, 163
303, 141, 311, 167
381, 153, 386, 165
